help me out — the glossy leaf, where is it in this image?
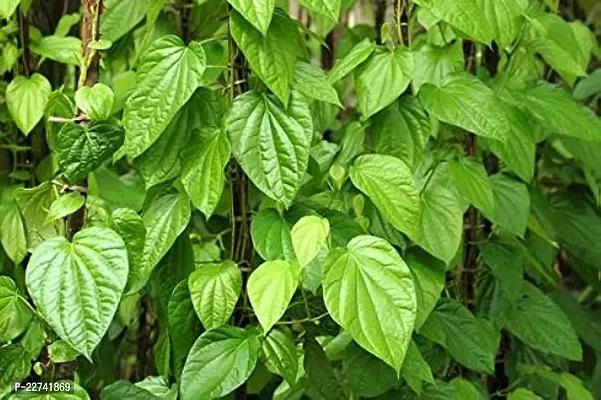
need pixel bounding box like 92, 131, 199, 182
0, 277, 32, 343
6, 74, 52, 135
74, 83, 114, 121
45, 192, 85, 224
111, 208, 146, 295
448, 158, 495, 217
262, 328, 299, 385
294, 61, 341, 105
327, 38, 375, 83
227, 0, 275, 35
251, 208, 296, 261
291, 215, 329, 267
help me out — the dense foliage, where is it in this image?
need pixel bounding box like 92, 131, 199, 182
1, 0, 601, 398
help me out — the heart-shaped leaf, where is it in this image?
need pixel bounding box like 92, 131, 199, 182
75, 83, 115, 120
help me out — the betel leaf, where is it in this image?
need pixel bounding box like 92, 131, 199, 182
180, 326, 260, 400
102, 380, 160, 400
0, 345, 30, 399
371, 97, 431, 170
294, 61, 341, 106
505, 282, 582, 361
350, 154, 420, 238
0, 201, 27, 264
304, 335, 347, 400
291, 215, 329, 267
56, 121, 125, 184
74, 83, 114, 121
327, 38, 376, 83
508, 388, 542, 400
6, 74, 52, 135
0, 277, 32, 343
343, 341, 398, 397
227, 91, 311, 206
181, 127, 231, 218
111, 208, 146, 295
48, 340, 79, 363
262, 328, 299, 385
45, 192, 85, 223
100, 0, 147, 43
420, 74, 509, 141
402, 340, 435, 393
25, 227, 128, 358
251, 208, 295, 261
355, 47, 413, 120
421, 298, 500, 374
227, 0, 275, 36
29, 35, 81, 65
123, 35, 206, 159
188, 261, 242, 329
406, 248, 446, 330
323, 235, 417, 373
412, 41, 464, 92
298, 0, 340, 21
448, 157, 495, 217
0, 0, 20, 19
520, 83, 601, 142
136, 189, 191, 293
491, 173, 530, 237
248, 260, 300, 333
230, 10, 299, 106
15, 182, 60, 251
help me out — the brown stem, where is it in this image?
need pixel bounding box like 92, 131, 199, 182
375, 0, 387, 43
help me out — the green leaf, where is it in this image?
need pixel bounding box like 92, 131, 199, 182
421, 298, 500, 373
0, 277, 32, 343
137, 190, 191, 293
45, 192, 85, 224
54, 13, 80, 37
291, 215, 329, 267
101, 0, 148, 43
328, 38, 375, 83
298, 0, 340, 21
0, 201, 27, 264
102, 381, 160, 400
6, 74, 52, 135
508, 388, 542, 400
355, 47, 413, 120
188, 261, 242, 329
412, 42, 464, 92
491, 173, 530, 237
56, 121, 125, 184
411, 182, 463, 264
343, 341, 397, 397
0, 345, 31, 399
167, 280, 202, 379
48, 340, 79, 363
520, 84, 601, 142
25, 227, 128, 358
350, 154, 420, 238
15, 182, 60, 251
180, 326, 261, 400
227, 91, 311, 206
111, 208, 146, 295
294, 61, 341, 105
505, 282, 582, 361
30, 36, 81, 65
419, 74, 509, 142
251, 208, 296, 261
406, 248, 446, 330
323, 235, 417, 373
123, 35, 206, 159
573, 69, 601, 100
230, 10, 299, 105
479, 236, 524, 296
303, 335, 347, 400
448, 158, 495, 217
227, 0, 275, 35
0, 0, 20, 19
75, 83, 115, 121
248, 260, 300, 333
181, 127, 231, 218
262, 328, 299, 385
402, 340, 435, 393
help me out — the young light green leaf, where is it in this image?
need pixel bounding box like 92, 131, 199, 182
0, 202, 27, 264
419, 74, 509, 142
294, 61, 341, 106
45, 192, 85, 223
188, 261, 242, 329
56, 121, 125, 184
181, 127, 231, 218
101, 0, 148, 43
412, 42, 464, 92
323, 235, 417, 374
25, 227, 128, 358
6, 74, 52, 135
136, 190, 191, 293
15, 182, 60, 251
262, 328, 299, 385
355, 47, 413, 120
448, 158, 495, 217
298, 0, 340, 21
29, 36, 81, 65
111, 208, 146, 295
251, 208, 296, 261
230, 10, 299, 105
505, 282, 582, 361
180, 326, 260, 400
350, 154, 420, 238
327, 38, 375, 83
491, 173, 530, 237
0, 277, 33, 343
291, 215, 330, 267
48, 340, 79, 363
54, 13, 80, 37
123, 35, 206, 159
508, 388, 542, 400
248, 260, 300, 334
0, 0, 20, 19
227, 0, 275, 35
75, 83, 115, 121
227, 91, 311, 206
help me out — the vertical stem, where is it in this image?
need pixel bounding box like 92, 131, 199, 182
374, 0, 387, 43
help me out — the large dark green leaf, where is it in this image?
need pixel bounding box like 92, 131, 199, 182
303, 335, 346, 400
